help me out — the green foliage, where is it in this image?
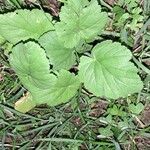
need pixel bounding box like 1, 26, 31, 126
127, 8, 144, 31
128, 102, 144, 115
1, 1, 150, 150
30, 69, 80, 106
99, 126, 114, 137
39, 31, 76, 70
79, 41, 143, 99
10, 41, 80, 106
0, 0, 143, 112
114, 0, 143, 32
55, 0, 108, 48
107, 105, 126, 116
10, 42, 56, 89
118, 0, 139, 11
0, 9, 54, 44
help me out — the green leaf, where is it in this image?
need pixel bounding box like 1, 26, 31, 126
128, 103, 144, 114
99, 126, 114, 137
32, 70, 80, 106
0, 9, 54, 44
10, 41, 80, 107
107, 105, 126, 116
79, 41, 143, 99
99, 115, 115, 125
39, 31, 76, 70
118, 121, 129, 129
55, 0, 108, 48
47, 70, 80, 106
113, 6, 125, 21
9, 41, 56, 89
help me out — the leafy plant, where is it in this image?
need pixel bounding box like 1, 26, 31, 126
98, 126, 114, 138
117, 0, 139, 11
128, 102, 144, 115
0, 0, 143, 112
113, 0, 144, 34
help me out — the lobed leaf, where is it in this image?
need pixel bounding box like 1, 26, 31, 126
55, 0, 108, 48
79, 41, 143, 99
10, 41, 80, 107
0, 9, 54, 44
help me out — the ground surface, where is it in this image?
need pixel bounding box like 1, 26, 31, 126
0, 0, 150, 150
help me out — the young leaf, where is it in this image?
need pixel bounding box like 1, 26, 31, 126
9, 41, 56, 89
0, 9, 54, 44
39, 31, 76, 70
129, 103, 144, 115
31, 70, 81, 106
99, 126, 114, 137
107, 105, 126, 116
79, 41, 143, 99
55, 0, 108, 48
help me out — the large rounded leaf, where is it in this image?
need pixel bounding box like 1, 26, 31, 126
79, 41, 143, 99
9, 42, 56, 89
0, 9, 54, 44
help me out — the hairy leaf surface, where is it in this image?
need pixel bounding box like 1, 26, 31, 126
0, 9, 53, 44
79, 41, 143, 99
55, 0, 108, 48
39, 31, 76, 70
